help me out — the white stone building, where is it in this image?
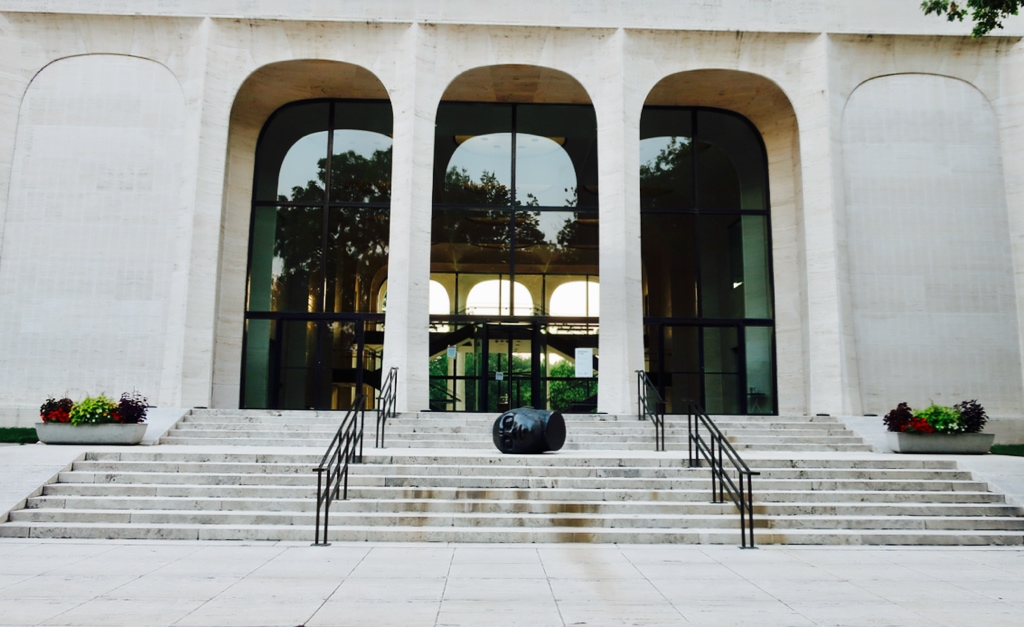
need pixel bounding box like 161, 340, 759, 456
1, 1, 1022, 438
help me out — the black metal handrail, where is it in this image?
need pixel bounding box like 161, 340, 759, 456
374, 367, 399, 448
684, 399, 760, 548
313, 394, 367, 546
636, 371, 666, 451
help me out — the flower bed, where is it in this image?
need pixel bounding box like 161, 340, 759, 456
36, 392, 149, 445
40, 393, 148, 425
883, 400, 993, 454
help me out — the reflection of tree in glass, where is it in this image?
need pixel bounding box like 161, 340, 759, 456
272, 147, 392, 313
640, 136, 692, 209
439, 167, 545, 251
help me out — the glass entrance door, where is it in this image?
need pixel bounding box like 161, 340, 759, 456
481, 323, 540, 412
429, 319, 598, 412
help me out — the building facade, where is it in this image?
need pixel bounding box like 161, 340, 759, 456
1, 1, 1023, 435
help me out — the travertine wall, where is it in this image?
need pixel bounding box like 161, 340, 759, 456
843, 74, 1021, 415
0, 54, 188, 415
0, 2, 1020, 430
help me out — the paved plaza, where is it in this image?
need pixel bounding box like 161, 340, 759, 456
2, 539, 1024, 626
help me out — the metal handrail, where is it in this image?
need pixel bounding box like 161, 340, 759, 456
313, 394, 367, 546
636, 371, 666, 451
374, 367, 399, 448
684, 399, 760, 549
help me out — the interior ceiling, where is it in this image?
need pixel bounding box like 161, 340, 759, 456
441, 65, 591, 104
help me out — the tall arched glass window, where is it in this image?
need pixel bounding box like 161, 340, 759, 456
243, 99, 392, 410
429, 101, 599, 412
641, 107, 775, 415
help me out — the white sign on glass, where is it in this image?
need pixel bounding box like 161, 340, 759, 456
575, 348, 593, 378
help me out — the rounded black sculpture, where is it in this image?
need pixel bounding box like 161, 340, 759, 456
492, 407, 566, 454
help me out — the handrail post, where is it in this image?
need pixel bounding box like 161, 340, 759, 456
314, 468, 325, 545
358, 403, 365, 463
712, 428, 720, 502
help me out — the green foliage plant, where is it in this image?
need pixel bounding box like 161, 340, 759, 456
921, 0, 1022, 37
69, 395, 118, 425
915, 404, 965, 433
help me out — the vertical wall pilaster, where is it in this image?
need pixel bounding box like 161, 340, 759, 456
796, 35, 852, 416
383, 23, 436, 412
594, 29, 646, 415
999, 40, 1024, 427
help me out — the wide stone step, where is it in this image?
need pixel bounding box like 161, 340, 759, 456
159, 436, 328, 447
43, 483, 314, 498
19, 510, 1022, 532
1, 521, 1020, 546
23, 495, 1020, 521
78, 449, 960, 471
757, 490, 1006, 504
764, 515, 1024, 531
56, 471, 315, 486
11, 508, 756, 530
338, 485, 1008, 505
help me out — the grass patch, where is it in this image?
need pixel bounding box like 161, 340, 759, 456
991, 444, 1024, 457
0, 427, 39, 444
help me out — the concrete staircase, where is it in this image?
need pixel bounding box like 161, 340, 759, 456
1, 410, 1021, 544
161, 409, 874, 452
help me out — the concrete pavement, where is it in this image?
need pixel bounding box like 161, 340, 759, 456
2, 540, 1024, 626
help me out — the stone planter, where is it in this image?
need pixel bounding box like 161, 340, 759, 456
886, 432, 994, 454
35, 422, 147, 445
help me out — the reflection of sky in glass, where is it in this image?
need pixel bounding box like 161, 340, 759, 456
640, 136, 689, 171
278, 130, 392, 198
448, 133, 576, 207
534, 212, 566, 243
448, 133, 512, 191
515, 135, 576, 207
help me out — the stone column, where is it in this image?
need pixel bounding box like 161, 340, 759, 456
383, 24, 436, 413
593, 30, 646, 415
793, 36, 851, 416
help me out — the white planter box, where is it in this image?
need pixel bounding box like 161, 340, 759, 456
886, 432, 994, 454
35, 422, 147, 445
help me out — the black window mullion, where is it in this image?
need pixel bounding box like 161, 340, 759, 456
509, 106, 518, 315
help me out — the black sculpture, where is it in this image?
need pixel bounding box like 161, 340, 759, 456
492, 407, 566, 454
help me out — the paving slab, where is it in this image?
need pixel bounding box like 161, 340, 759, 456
0, 541, 1021, 626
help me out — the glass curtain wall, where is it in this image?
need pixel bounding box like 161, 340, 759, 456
242, 100, 393, 410
430, 103, 599, 412
640, 107, 776, 414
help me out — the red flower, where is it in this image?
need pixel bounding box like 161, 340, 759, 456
904, 417, 936, 434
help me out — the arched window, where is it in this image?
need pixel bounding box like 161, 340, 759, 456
429, 97, 599, 412
465, 280, 534, 316
549, 280, 600, 317
243, 99, 393, 410
641, 107, 774, 415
